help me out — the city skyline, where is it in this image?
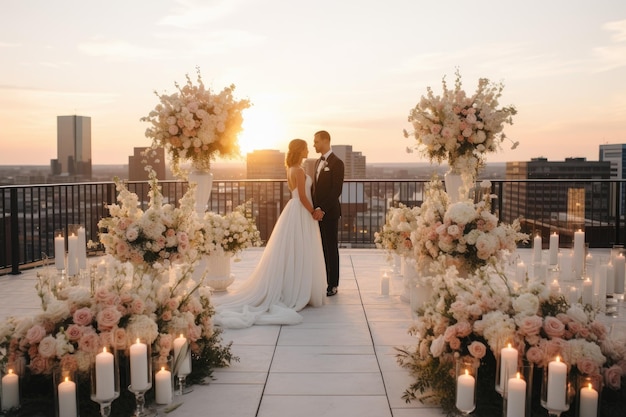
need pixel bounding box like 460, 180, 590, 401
1, 1, 625, 166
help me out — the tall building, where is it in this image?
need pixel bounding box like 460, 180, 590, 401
599, 144, 626, 216
246, 149, 285, 179
51, 115, 92, 178
332, 145, 366, 179
504, 157, 611, 245
128, 147, 166, 181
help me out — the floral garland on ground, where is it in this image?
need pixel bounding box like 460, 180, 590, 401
404, 69, 518, 176
395, 263, 626, 416
141, 67, 251, 178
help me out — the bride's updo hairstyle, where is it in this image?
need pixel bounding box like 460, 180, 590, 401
285, 139, 307, 168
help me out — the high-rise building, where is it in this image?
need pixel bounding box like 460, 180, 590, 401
128, 147, 166, 181
51, 115, 92, 178
599, 144, 626, 216
246, 149, 286, 179
332, 145, 366, 179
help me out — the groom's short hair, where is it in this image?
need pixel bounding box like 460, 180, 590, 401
314, 130, 331, 142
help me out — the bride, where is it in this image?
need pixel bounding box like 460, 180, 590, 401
212, 139, 326, 328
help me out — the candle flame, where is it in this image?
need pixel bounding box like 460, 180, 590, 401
65, 376, 70, 383
161, 366, 165, 371
507, 343, 512, 348
180, 333, 184, 338
464, 369, 469, 376
136, 338, 140, 344
103, 347, 108, 353
8, 369, 13, 375
556, 356, 561, 362
516, 372, 521, 379
588, 383, 593, 390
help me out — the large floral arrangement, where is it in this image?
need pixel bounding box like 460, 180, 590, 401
96, 171, 203, 272
374, 203, 420, 258
199, 202, 262, 255
141, 68, 251, 178
404, 69, 518, 176
409, 178, 527, 275
0, 256, 236, 416
396, 264, 626, 416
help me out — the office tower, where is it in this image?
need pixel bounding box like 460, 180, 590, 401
332, 145, 366, 179
129, 147, 166, 181
52, 115, 92, 178
246, 149, 286, 179
600, 144, 626, 216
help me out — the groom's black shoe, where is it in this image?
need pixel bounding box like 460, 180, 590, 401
327, 287, 338, 296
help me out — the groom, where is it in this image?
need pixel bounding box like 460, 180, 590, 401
312, 130, 344, 296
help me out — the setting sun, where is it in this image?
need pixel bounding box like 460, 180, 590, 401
238, 106, 286, 156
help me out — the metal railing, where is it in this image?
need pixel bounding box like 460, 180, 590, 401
2, 178, 625, 275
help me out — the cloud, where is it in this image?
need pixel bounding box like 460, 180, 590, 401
0, 42, 20, 48
593, 19, 626, 71
153, 29, 265, 55
158, 0, 244, 28
77, 38, 165, 61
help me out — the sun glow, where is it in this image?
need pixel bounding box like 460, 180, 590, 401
238, 107, 287, 155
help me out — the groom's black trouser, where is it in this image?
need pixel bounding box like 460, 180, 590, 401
319, 217, 340, 290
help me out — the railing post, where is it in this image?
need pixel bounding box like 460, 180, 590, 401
10, 188, 21, 275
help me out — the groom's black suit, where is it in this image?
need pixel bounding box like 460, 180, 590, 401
313, 152, 344, 292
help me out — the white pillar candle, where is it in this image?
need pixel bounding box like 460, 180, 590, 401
579, 383, 598, 417
155, 367, 173, 405
614, 253, 625, 294
54, 233, 65, 270
533, 235, 542, 264
173, 334, 192, 376
506, 373, 526, 417
550, 279, 561, 294
499, 343, 518, 393
67, 233, 78, 276
95, 347, 115, 401
58, 376, 77, 417
546, 356, 567, 411
455, 370, 475, 412
560, 251, 573, 282
569, 285, 578, 305
573, 229, 585, 279
585, 253, 595, 279
607, 262, 615, 294
549, 232, 559, 265
380, 273, 390, 296
516, 260, 527, 284
1, 369, 19, 411
598, 264, 608, 311
129, 339, 150, 391
582, 277, 593, 306
77, 226, 87, 270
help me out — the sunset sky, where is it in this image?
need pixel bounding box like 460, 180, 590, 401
1, 0, 625, 167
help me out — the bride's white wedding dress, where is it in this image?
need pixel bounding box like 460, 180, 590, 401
212, 175, 326, 328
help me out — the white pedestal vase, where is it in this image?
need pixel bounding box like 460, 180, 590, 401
204, 252, 235, 291
188, 170, 214, 215
444, 167, 475, 204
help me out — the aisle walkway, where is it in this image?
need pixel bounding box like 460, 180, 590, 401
0, 249, 439, 417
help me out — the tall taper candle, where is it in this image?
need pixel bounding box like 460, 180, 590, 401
549, 232, 559, 265
573, 229, 585, 279
54, 232, 65, 270
67, 233, 78, 276
533, 235, 542, 264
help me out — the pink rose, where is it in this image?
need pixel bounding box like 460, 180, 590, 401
455, 321, 472, 338
526, 346, 544, 365
72, 307, 93, 326
59, 354, 78, 374
111, 328, 127, 350
543, 317, 566, 338
590, 321, 608, 340
78, 332, 102, 354
519, 316, 543, 336
97, 306, 122, 331
65, 324, 84, 341
604, 365, 623, 390
576, 357, 599, 376
449, 337, 461, 351
158, 334, 173, 354
25, 324, 47, 344
28, 355, 51, 375
468, 341, 487, 359
161, 310, 172, 321
130, 298, 145, 315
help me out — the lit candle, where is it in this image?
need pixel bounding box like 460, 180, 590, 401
95, 347, 115, 401
614, 253, 625, 295
516, 260, 527, 284
506, 372, 526, 417
380, 272, 390, 296
58, 376, 77, 417
54, 233, 65, 270
549, 232, 559, 265
129, 339, 150, 391
598, 264, 608, 311
1, 369, 19, 411
569, 285, 578, 305
546, 356, 567, 411
607, 262, 616, 294
77, 226, 87, 270
455, 369, 475, 412
173, 334, 191, 376
155, 367, 173, 405
533, 235, 542, 264
550, 279, 561, 294
579, 383, 598, 417
582, 277, 593, 306
499, 343, 518, 393
573, 229, 585, 279
67, 233, 78, 276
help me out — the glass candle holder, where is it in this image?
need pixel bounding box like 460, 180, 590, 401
541, 356, 572, 416
172, 333, 193, 396
127, 338, 156, 417
455, 355, 478, 415
495, 342, 519, 395
577, 374, 601, 417
54, 368, 78, 417
1, 367, 20, 412
90, 346, 120, 417
153, 356, 173, 406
